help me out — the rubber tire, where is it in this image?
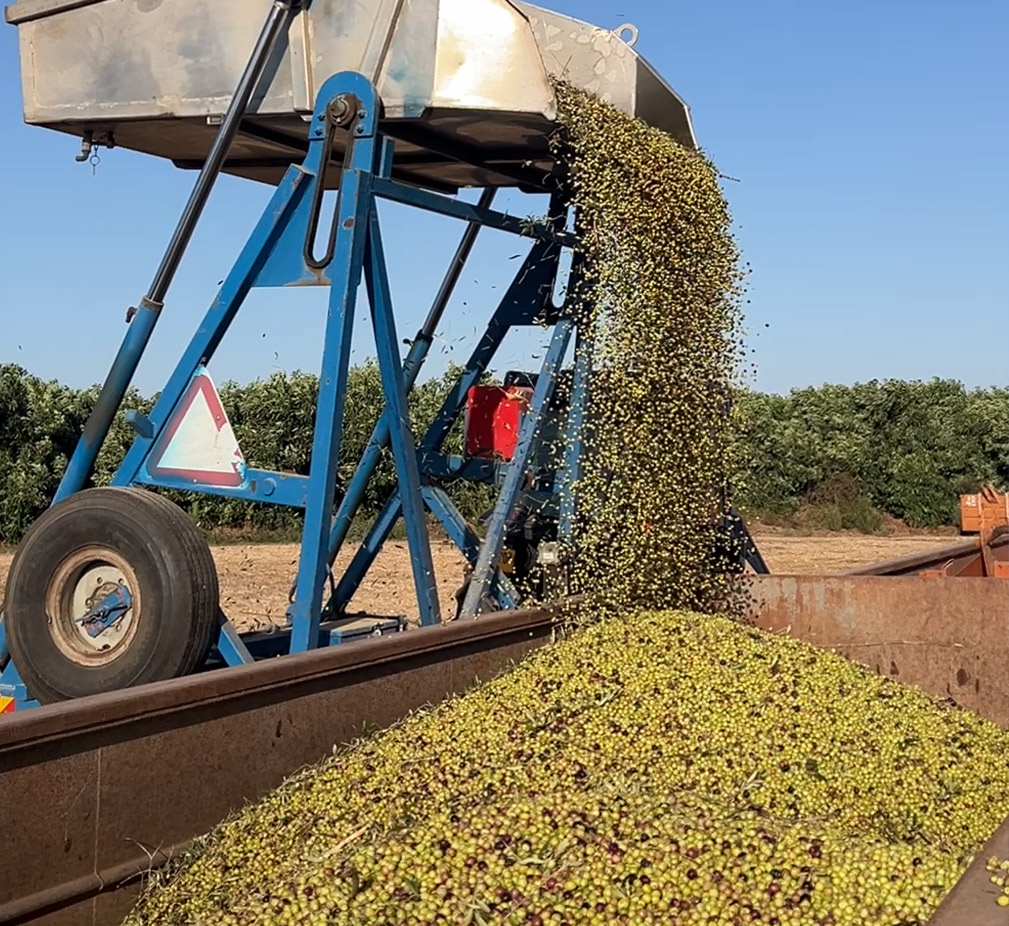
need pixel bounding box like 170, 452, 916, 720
4, 487, 219, 704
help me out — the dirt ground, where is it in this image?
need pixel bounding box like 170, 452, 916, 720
751, 532, 952, 576
0, 540, 470, 632
0, 532, 959, 631
211, 541, 469, 630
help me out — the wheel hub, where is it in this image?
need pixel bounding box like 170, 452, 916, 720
46, 550, 141, 666
78, 578, 133, 639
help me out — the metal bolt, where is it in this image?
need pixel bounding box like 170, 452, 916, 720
327, 96, 356, 127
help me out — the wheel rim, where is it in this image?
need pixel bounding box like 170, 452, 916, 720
45, 547, 142, 667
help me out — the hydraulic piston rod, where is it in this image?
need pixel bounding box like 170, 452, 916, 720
52, 0, 302, 503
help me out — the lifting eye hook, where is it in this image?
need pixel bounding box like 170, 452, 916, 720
614, 23, 639, 47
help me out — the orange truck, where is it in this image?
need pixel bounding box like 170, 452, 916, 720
849, 484, 1008, 578
956, 485, 1009, 577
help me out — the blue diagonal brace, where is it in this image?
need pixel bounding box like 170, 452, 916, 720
460, 318, 574, 618
364, 205, 441, 625
111, 166, 313, 487
317, 189, 496, 584
290, 73, 380, 652
215, 612, 255, 666
422, 486, 519, 610
421, 238, 562, 452
328, 315, 510, 614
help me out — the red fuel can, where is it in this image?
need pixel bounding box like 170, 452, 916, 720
465, 385, 533, 461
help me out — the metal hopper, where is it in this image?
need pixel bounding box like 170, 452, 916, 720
5, 0, 696, 191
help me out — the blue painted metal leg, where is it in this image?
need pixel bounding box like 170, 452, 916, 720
364, 206, 441, 625
328, 315, 511, 614
460, 318, 574, 618
328, 239, 563, 614
290, 177, 375, 650
559, 323, 593, 543
289, 76, 382, 653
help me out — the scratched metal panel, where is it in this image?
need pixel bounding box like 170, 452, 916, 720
746, 575, 1009, 727
514, 0, 695, 147
11, 0, 296, 120
430, 0, 552, 117
927, 815, 1009, 926
0, 749, 99, 914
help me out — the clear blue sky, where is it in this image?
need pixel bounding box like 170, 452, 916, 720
0, 0, 1006, 397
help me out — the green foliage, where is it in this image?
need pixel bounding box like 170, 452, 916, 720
0, 365, 91, 542
734, 378, 1009, 528
0, 366, 1005, 543
0, 362, 492, 545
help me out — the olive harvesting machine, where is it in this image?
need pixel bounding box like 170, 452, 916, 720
1, 0, 768, 711
2, 5, 1007, 925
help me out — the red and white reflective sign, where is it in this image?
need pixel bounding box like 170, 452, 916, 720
147, 369, 245, 487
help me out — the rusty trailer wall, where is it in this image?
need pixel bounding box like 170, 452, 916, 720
0, 606, 560, 926
747, 575, 1009, 727
928, 816, 1009, 926
749, 574, 1009, 926
0, 579, 1007, 926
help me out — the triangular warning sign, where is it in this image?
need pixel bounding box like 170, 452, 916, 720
147, 368, 245, 487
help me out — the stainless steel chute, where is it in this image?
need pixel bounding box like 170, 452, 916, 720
5, 0, 696, 190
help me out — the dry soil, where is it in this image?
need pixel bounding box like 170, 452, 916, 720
0, 532, 960, 631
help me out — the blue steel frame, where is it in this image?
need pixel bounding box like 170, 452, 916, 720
0, 70, 584, 708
